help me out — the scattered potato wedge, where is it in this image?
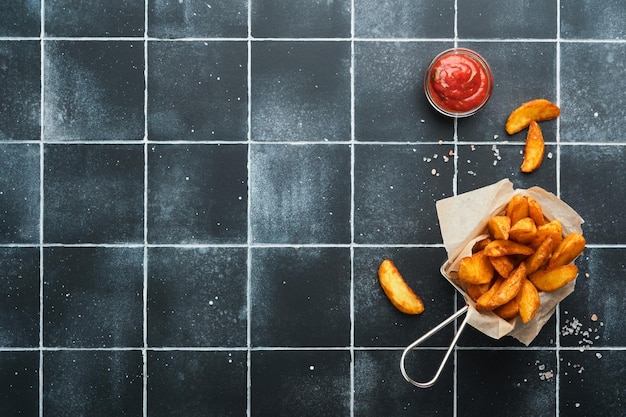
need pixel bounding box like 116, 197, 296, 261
516, 278, 540, 324
378, 259, 425, 314
458, 252, 495, 285
505, 99, 560, 135
548, 233, 586, 269
529, 264, 579, 292
521, 121, 546, 173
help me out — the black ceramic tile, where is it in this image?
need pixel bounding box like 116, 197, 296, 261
147, 144, 248, 244
250, 41, 351, 142
44, 144, 144, 244
148, 350, 247, 417
354, 349, 454, 416
149, 0, 248, 39
147, 247, 247, 347
147, 41, 248, 142
251, 0, 351, 38
0, 2, 40, 37
561, 0, 626, 40
43, 349, 143, 416
0, 351, 39, 416
560, 42, 626, 143
43, 247, 143, 348
560, 145, 626, 244
250, 350, 351, 417
250, 247, 350, 347
45, 0, 144, 37
456, 143, 558, 194
0, 41, 41, 141
560, 350, 626, 415
43, 41, 144, 141
457, 349, 557, 415
458, 0, 557, 39
0, 248, 39, 348
353, 247, 456, 348
354, 0, 454, 39
354, 144, 454, 244
0, 144, 40, 244
354, 41, 454, 142
456, 41, 557, 142
250, 143, 351, 244
560, 247, 626, 348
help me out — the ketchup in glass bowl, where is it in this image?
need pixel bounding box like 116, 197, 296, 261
424, 48, 493, 117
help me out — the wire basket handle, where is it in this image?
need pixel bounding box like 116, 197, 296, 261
400, 304, 470, 388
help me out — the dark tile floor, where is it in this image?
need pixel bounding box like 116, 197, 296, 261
1, 1, 625, 416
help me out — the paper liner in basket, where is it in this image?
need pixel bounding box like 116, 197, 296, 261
436, 179, 584, 345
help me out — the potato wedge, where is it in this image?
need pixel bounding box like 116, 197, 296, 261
516, 278, 540, 324
524, 235, 556, 274
489, 255, 515, 278
506, 195, 529, 225
529, 264, 578, 292
505, 99, 560, 135
472, 237, 492, 253
548, 233, 586, 269
476, 263, 526, 311
487, 215, 511, 240
521, 121, 545, 173
527, 196, 547, 226
466, 282, 492, 302
475, 276, 503, 311
530, 220, 563, 249
483, 239, 534, 257
458, 251, 495, 285
378, 259, 424, 314
509, 217, 538, 244
494, 298, 520, 321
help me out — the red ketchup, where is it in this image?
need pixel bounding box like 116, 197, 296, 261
424, 48, 493, 117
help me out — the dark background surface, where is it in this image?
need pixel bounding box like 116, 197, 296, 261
1, 1, 625, 416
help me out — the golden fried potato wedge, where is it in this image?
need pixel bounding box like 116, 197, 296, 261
458, 251, 495, 285
516, 278, 540, 324
483, 239, 534, 257
509, 217, 538, 244
477, 263, 526, 311
527, 195, 547, 226
378, 259, 424, 314
521, 121, 545, 173
506, 195, 529, 225
524, 235, 557, 274
548, 233, 586, 269
472, 237, 492, 253
529, 264, 578, 292
489, 255, 515, 278
530, 220, 563, 249
466, 282, 492, 302
505, 99, 560, 135
494, 298, 520, 321
487, 215, 511, 240
475, 276, 503, 311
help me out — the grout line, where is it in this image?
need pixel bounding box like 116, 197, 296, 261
39, 1, 46, 416
246, 2, 253, 416
555, 2, 562, 415
349, 1, 356, 416
142, 1, 149, 415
